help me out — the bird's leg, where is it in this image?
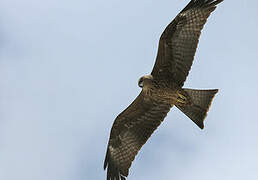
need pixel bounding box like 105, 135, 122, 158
176, 91, 190, 105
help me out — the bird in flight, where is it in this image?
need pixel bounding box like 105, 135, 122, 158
104, 0, 223, 179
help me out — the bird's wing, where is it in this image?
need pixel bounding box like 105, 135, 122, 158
151, 0, 223, 87
104, 91, 171, 180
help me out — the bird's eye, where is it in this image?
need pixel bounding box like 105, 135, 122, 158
138, 78, 143, 88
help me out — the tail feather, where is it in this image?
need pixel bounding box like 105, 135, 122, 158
176, 88, 218, 129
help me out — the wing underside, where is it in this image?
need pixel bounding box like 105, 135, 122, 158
104, 92, 171, 180
151, 0, 223, 87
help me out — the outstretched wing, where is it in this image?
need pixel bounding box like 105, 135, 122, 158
104, 91, 171, 180
151, 0, 223, 87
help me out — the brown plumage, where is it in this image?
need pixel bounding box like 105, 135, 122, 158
104, 0, 223, 179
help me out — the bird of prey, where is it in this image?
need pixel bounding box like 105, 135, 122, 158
104, 0, 222, 179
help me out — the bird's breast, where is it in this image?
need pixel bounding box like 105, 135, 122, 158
143, 85, 178, 106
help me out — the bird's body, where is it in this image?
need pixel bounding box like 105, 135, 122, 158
141, 75, 182, 106
104, 0, 223, 179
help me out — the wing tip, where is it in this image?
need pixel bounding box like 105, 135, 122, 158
182, 0, 223, 12
199, 122, 205, 129
104, 148, 128, 180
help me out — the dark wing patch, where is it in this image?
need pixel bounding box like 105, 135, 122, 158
151, 0, 223, 87
104, 92, 171, 180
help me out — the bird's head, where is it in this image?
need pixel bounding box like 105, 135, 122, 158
138, 75, 153, 88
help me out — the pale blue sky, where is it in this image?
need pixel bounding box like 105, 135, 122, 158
1, 0, 258, 180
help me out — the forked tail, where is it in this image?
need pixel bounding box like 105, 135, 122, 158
176, 89, 218, 129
